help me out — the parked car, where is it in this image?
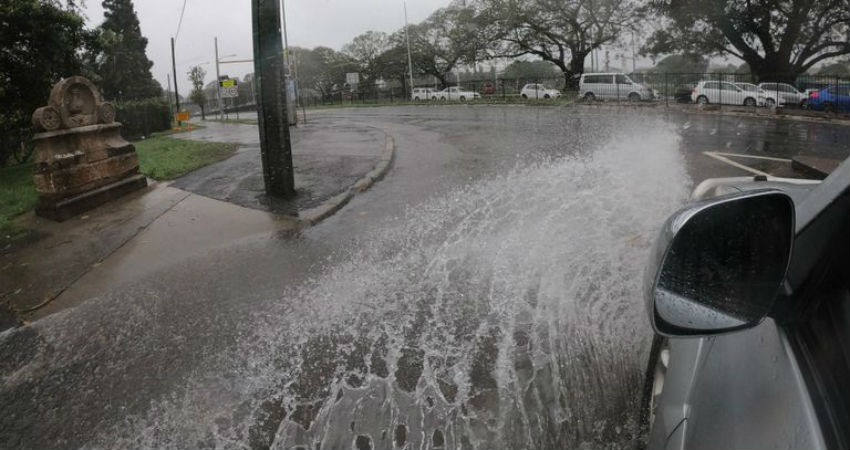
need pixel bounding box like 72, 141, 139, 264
758, 82, 807, 108
410, 88, 438, 101
735, 82, 780, 107
519, 84, 561, 99
806, 85, 850, 113
437, 86, 480, 101
579, 72, 655, 101
673, 82, 698, 103
691, 80, 762, 106
642, 158, 850, 450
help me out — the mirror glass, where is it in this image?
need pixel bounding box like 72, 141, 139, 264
653, 192, 794, 335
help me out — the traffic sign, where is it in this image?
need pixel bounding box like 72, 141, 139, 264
175, 110, 190, 122
219, 79, 238, 88
346, 72, 360, 85
221, 86, 239, 98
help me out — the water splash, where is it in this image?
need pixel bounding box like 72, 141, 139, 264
81, 118, 691, 450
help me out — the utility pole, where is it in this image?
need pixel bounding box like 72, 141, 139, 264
252, 0, 295, 198
403, 0, 415, 97
166, 73, 174, 122
631, 31, 636, 73
215, 37, 223, 119
171, 37, 181, 125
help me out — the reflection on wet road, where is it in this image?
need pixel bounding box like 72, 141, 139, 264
1, 107, 847, 449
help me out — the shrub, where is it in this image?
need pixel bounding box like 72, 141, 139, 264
115, 98, 171, 141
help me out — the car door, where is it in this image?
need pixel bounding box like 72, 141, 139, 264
720, 82, 742, 105
701, 82, 721, 103
779, 84, 801, 105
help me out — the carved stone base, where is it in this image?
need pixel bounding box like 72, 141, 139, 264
35, 174, 148, 222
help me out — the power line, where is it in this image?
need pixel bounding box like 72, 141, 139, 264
175, 0, 188, 41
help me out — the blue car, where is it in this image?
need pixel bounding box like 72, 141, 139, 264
807, 85, 850, 112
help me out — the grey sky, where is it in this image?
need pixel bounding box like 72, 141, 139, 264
84, 0, 452, 91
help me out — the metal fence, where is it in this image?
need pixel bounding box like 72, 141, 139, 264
296, 72, 850, 117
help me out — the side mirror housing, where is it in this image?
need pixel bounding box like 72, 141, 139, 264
646, 190, 795, 337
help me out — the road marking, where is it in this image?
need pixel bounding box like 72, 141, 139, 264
707, 151, 792, 163
703, 151, 771, 176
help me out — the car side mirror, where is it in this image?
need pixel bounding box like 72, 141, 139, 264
646, 190, 795, 337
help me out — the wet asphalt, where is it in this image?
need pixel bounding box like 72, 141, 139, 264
1, 106, 848, 450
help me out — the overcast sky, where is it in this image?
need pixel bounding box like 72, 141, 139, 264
83, 0, 452, 91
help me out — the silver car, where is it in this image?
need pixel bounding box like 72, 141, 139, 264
642, 158, 850, 450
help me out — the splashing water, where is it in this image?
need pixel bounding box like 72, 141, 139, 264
7, 117, 692, 450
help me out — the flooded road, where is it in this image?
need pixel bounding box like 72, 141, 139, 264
2, 107, 847, 449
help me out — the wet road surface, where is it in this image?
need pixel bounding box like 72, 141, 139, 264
2, 106, 848, 450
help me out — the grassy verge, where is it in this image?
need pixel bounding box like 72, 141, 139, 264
136, 136, 239, 180
0, 163, 37, 237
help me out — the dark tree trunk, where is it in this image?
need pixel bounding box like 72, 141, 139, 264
200, 106, 206, 120
566, 50, 590, 90
748, 58, 797, 84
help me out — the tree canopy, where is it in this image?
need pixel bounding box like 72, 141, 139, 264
644, 0, 850, 82
188, 65, 207, 119
479, 0, 641, 87
94, 0, 161, 100
0, 0, 94, 164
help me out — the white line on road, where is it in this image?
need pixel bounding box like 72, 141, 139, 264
703, 151, 771, 177
707, 151, 793, 163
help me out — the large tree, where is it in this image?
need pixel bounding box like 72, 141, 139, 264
292, 47, 358, 98
407, 5, 494, 88
343, 31, 391, 82
0, 0, 94, 165
644, 0, 850, 83
479, 0, 641, 88
95, 0, 161, 100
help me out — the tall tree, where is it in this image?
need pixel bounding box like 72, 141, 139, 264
96, 0, 161, 100
292, 47, 357, 98
652, 54, 710, 73
407, 6, 493, 88
343, 31, 391, 82
0, 0, 94, 165
188, 65, 206, 120
644, 0, 850, 83
479, 0, 641, 88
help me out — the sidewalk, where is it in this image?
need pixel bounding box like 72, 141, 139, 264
0, 118, 393, 327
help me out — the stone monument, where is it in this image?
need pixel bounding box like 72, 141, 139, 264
31, 76, 147, 221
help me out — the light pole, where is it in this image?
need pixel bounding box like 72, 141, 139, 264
404, 0, 415, 98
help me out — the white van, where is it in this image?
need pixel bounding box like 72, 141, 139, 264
579, 73, 654, 101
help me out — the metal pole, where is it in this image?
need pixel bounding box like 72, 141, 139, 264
404, 0, 415, 99
215, 37, 223, 120
252, 0, 295, 198
171, 37, 181, 126
166, 73, 174, 123
631, 31, 636, 74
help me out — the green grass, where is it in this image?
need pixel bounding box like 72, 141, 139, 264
0, 163, 37, 237
136, 136, 239, 180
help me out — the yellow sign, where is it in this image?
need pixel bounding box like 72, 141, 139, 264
220, 79, 237, 88
175, 111, 190, 122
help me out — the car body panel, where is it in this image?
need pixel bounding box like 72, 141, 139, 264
758, 83, 806, 107
438, 86, 480, 101
646, 159, 850, 449
580, 72, 653, 100
806, 85, 850, 112
520, 84, 560, 99
410, 88, 437, 100
691, 81, 758, 106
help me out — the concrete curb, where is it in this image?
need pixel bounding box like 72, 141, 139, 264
297, 133, 396, 227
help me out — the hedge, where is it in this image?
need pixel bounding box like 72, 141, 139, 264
115, 98, 171, 141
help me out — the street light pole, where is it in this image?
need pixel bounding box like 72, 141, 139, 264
215, 37, 223, 120
403, 0, 415, 97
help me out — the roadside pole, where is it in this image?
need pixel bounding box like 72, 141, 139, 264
171, 37, 181, 126
252, 0, 296, 198
215, 37, 223, 120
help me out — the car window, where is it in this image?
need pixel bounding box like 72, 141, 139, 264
703, 82, 719, 89
829, 86, 850, 96
780, 84, 798, 93
721, 83, 739, 91
616, 75, 629, 85
762, 83, 776, 91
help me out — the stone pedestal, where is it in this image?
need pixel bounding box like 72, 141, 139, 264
31, 76, 147, 221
